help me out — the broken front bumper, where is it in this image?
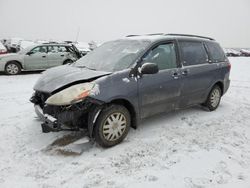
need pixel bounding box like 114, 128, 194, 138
33, 96, 104, 136
34, 105, 77, 133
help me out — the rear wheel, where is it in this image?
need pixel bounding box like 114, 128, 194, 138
5, 62, 21, 75
204, 85, 222, 111
94, 105, 130, 147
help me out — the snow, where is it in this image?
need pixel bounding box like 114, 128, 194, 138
1, 57, 250, 187
122, 78, 130, 83
0, 42, 6, 51
19, 40, 36, 50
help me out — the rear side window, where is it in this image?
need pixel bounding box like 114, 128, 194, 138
179, 41, 208, 66
58, 46, 67, 52
30, 46, 47, 53
143, 43, 177, 70
206, 42, 226, 62
48, 46, 68, 53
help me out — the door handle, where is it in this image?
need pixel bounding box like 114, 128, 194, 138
61, 54, 64, 57
172, 72, 179, 79
42, 55, 46, 58
182, 70, 188, 76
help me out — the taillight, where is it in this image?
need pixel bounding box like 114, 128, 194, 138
228, 62, 231, 71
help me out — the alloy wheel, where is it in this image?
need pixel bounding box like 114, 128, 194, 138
6, 64, 19, 75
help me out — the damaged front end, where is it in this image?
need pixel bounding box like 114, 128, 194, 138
30, 85, 104, 138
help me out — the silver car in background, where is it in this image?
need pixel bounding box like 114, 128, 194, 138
0, 43, 81, 75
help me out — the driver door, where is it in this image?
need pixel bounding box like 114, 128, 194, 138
138, 42, 182, 118
24, 46, 48, 70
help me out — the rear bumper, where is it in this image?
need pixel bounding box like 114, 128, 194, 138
223, 79, 230, 94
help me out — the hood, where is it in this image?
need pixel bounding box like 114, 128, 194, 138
0, 53, 19, 59
34, 64, 111, 93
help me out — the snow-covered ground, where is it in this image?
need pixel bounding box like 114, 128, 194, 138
0, 57, 250, 188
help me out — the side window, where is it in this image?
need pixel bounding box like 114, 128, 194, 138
31, 46, 47, 54
48, 46, 59, 53
179, 41, 208, 66
206, 42, 226, 62
143, 43, 177, 70
58, 46, 67, 52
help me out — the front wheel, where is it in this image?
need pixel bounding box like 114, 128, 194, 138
94, 105, 131, 147
5, 62, 21, 75
204, 85, 222, 111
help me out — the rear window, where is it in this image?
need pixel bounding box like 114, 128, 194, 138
179, 41, 208, 66
206, 42, 226, 62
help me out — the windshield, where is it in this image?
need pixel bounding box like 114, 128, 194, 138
74, 40, 150, 72
18, 45, 37, 54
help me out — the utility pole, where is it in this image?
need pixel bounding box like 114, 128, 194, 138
75, 27, 80, 42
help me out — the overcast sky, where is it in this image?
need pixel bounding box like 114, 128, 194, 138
0, 0, 250, 47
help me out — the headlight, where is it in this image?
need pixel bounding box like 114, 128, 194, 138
45, 83, 96, 106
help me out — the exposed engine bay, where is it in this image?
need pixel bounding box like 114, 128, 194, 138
30, 90, 104, 137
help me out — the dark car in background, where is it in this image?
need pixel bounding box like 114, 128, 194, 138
30, 34, 231, 147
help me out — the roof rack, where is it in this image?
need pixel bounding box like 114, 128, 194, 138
166, 33, 214, 41
126, 33, 215, 41
126, 33, 164, 37
146, 33, 164, 36
42, 42, 59, 44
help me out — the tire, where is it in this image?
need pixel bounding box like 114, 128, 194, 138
63, 59, 73, 65
94, 104, 131, 147
5, 61, 21, 75
204, 85, 222, 111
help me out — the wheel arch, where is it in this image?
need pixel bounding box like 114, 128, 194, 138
109, 98, 137, 129
6, 60, 23, 69
213, 81, 224, 95
63, 59, 73, 65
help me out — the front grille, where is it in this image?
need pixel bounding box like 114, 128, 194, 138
34, 91, 51, 108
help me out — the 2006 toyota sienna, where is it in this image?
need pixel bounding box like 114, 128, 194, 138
30, 33, 231, 147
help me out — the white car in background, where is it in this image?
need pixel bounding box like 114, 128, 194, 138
0, 41, 8, 55
0, 43, 81, 75
5, 37, 23, 52
75, 41, 91, 56
224, 48, 241, 57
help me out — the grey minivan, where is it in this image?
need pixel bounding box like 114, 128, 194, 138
30, 34, 231, 147
0, 43, 81, 75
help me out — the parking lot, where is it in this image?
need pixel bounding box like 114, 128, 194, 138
0, 57, 249, 187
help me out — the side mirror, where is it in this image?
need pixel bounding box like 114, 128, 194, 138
26, 51, 34, 56
140, 62, 159, 74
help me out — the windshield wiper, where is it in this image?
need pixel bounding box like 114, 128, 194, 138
76, 65, 96, 71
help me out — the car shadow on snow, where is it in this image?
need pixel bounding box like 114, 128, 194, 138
0, 70, 43, 76
40, 105, 209, 156
139, 105, 207, 129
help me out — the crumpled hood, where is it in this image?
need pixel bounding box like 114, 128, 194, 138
33, 64, 111, 93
